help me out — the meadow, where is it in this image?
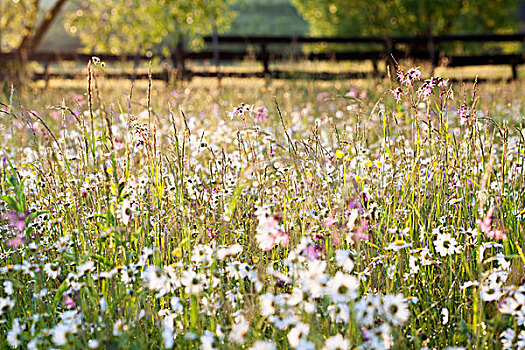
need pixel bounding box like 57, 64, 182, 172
0, 62, 525, 349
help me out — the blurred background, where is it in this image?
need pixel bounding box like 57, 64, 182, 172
0, 0, 524, 81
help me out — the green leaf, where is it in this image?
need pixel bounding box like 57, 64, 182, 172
0, 195, 22, 212
53, 280, 70, 309
26, 210, 48, 225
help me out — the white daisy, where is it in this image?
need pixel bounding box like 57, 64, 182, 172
230, 316, 250, 344
480, 283, 503, 302
113, 319, 127, 336
287, 322, 310, 348
120, 199, 132, 225
355, 295, 380, 326
325, 271, 359, 302
181, 270, 206, 295
323, 333, 350, 350
3, 280, 14, 295
0, 296, 15, 315
434, 232, 459, 257
381, 294, 409, 325
250, 341, 276, 350
259, 293, 276, 317
442, 307, 449, 325
335, 250, 355, 272
328, 303, 350, 324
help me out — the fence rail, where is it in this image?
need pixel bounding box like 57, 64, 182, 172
1, 33, 524, 81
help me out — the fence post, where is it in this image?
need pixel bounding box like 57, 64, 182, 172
132, 51, 140, 83
427, 31, 436, 76
44, 63, 50, 89
261, 43, 270, 76
384, 37, 395, 77
212, 24, 221, 81
175, 36, 187, 81
162, 60, 170, 85
372, 60, 379, 76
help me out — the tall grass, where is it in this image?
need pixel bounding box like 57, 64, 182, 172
0, 62, 524, 349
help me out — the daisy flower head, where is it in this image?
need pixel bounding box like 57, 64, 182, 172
120, 199, 133, 225
229, 316, 250, 344
181, 270, 206, 295
287, 322, 310, 349
335, 249, 355, 272
433, 231, 459, 257
480, 283, 503, 302
250, 341, 276, 350
355, 294, 381, 326
323, 333, 350, 350
386, 240, 412, 251
381, 294, 409, 326
326, 271, 359, 302
44, 263, 61, 279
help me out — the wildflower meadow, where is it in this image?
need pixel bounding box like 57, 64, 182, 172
0, 62, 525, 350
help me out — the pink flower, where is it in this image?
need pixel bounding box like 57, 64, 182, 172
322, 216, 337, 228
255, 215, 289, 251
391, 87, 406, 104
317, 92, 330, 101
487, 229, 507, 241
351, 231, 370, 243
477, 207, 494, 234
458, 105, 470, 126
302, 244, 326, 259
397, 67, 421, 86
477, 207, 507, 241
407, 67, 422, 82
417, 82, 433, 101
3, 210, 28, 231
63, 293, 76, 309
254, 106, 269, 123
6, 235, 24, 248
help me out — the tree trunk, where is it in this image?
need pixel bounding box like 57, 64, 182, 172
17, 0, 40, 53
19, 0, 69, 54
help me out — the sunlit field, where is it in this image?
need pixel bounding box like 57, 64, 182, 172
1, 63, 525, 349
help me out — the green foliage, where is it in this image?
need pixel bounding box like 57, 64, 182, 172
229, 0, 308, 35
0, 0, 39, 50
292, 0, 523, 36
65, 0, 238, 54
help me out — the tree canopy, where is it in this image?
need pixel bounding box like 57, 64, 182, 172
291, 0, 523, 37
1, 0, 40, 51
0, 0, 238, 54
65, 0, 238, 55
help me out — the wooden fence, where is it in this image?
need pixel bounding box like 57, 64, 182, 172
0, 33, 524, 81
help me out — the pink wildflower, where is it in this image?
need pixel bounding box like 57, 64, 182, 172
458, 105, 471, 126
254, 106, 269, 123
256, 215, 289, 251
63, 293, 76, 309
417, 82, 434, 101
397, 67, 421, 86
6, 235, 24, 248
3, 211, 27, 231
477, 207, 507, 241
391, 87, 406, 104
323, 216, 337, 228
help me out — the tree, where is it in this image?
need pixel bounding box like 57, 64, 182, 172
64, 0, 238, 55
291, 0, 523, 37
0, 0, 40, 52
